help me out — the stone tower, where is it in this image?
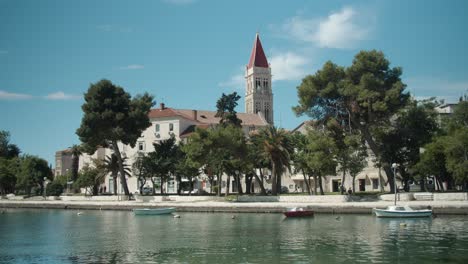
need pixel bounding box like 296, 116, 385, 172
245, 33, 273, 125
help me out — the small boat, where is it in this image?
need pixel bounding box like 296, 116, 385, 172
373, 205, 432, 218
283, 207, 314, 218
133, 207, 176, 215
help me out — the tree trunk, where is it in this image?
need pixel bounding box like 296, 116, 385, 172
111, 141, 130, 196
356, 123, 395, 193
378, 166, 385, 192
341, 169, 346, 194
276, 169, 282, 195
271, 162, 278, 196
225, 174, 231, 197
318, 175, 324, 195
176, 175, 182, 195
236, 173, 243, 194
245, 173, 253, 194
253, 173, 266, 195
313, 175, 318, 195
301, 169, 311, 195
139, 177, 146, 194
217, 173, 222, 196
151, 177, 156, 195
113, 174, 118, 195
160, 177, 164, 195
308, 175, 313, 194
352, 175, 356, 194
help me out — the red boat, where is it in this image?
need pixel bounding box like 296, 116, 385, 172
283, 207, 314, 217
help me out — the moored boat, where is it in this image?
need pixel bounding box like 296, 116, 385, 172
133, 207, 176, 215
283, 207, 314, 217
373, 205, 432, 218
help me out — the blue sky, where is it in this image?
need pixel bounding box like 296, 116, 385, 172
1, 0, 468, 165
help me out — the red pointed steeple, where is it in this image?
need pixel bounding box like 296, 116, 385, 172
247, 33, 269, 69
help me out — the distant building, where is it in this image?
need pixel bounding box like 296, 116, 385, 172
72, 33, 272, 195
54, 149, 72, 177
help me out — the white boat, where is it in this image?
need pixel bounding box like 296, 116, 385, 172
374, 163, 432, 218
373, 205, 432, 218
133, 207, 176, 215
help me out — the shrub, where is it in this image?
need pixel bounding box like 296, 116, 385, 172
47, 182, 64, 196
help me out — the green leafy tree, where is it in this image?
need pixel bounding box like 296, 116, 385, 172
0, 131, 20, 195
16, 155, 52, 196
175, 157, 200, 195
290, 132, 313, 194
254, 126, 293, 196
183, 125, 246, 196
215, 92, 242, 127
74, 165, 102, 195
0, 157, 19, 195
305, 130, 337, 195
76, 79, 154, 196
294, 50, 410, 192
132, 153, 149, 195
0, 130, 21, 159
415, 137, 450, 191
150, 136, 179, 194
444, 128, 468, 187
103, 153, 131, 195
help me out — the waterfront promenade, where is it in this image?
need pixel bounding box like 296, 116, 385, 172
1, 195, 468, 215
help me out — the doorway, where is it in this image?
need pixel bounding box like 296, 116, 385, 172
359, 179, 365, 192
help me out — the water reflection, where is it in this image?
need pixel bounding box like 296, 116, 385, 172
1, 210, 468, 263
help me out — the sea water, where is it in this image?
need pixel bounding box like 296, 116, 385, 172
1, 209, 467, 263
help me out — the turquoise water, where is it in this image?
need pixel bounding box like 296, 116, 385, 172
1, 209, 468, 263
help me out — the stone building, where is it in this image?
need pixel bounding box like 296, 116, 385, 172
74, 33, 272, 195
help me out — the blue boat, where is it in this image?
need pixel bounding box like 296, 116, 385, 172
133, 207, 176, 215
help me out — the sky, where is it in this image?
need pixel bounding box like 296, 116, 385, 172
1, 0, 468, 166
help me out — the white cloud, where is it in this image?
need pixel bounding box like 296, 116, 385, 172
0, 90, 32, 100
219, 51, 309, 89
120, 64, 145, 70
45, 91, 81, 100
97, 24, 112, 32
270, 52, 308, 81
280, 6, 373, 49
162, 0, 196, 5
406, 77, 468, 103
218, 74, 244, 89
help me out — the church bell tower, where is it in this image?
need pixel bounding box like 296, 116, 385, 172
245, 33, 273, 125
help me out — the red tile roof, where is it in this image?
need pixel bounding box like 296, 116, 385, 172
247, 33, 269, 69
148, 106, 268, 127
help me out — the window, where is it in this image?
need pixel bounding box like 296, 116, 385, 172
372, 179, 379, 190
138, 142, 145, 152
169, 123, 174, 132
155, 124, 160, 132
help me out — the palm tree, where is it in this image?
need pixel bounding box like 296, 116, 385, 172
255, 126, 293, 196
104, 153, 131, 195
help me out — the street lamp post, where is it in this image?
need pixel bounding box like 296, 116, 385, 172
43, 177, 49, 199
66, 169, 69, 194
392, 163, 398, 206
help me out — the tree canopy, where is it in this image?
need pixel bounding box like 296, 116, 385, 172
76, 79, 154, 195
294, 50, 410, 192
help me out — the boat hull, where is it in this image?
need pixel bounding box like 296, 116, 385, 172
283, 211, 314, 217
133, 207, 176, 215
374, 208, 432, 218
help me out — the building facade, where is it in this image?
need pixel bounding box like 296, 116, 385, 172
245, 33, 273, 125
